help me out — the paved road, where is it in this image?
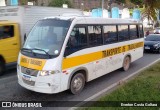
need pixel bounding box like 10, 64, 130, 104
0, 53, 160, 110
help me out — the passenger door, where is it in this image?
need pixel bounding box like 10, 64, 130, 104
0, 24, 20, 64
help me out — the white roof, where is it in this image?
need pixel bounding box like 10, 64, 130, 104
44, 16, 142, 24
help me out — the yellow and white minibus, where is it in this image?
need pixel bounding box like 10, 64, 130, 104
17, 16, 144, 94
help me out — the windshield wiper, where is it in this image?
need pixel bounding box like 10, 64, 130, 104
21, 48, 51, 58
21, 48, 33, 53
32, 48, 51, 58
21, 48, 37, 56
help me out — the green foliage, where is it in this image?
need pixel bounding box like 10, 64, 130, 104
116, 0, 126, 3
49, 0, 72, 8
142, 0, 160, 21
130, 0, 143, 5
20, 0, 37, 5
82, 62, 160, 110
116, 0, 142, 5
20, 0, 26, 5
118, 0, 160, 21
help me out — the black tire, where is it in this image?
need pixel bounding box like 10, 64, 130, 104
70, 73, 85, 95
122, 56, 130, 71
0, 61, 5, 76
157, 48, 160, 54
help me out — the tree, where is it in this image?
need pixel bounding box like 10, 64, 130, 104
117, 0, 160, 21
130, 0, 143, 5
116, 0, 125, 4
49, 0, 72, 8
19, 0, 38, 5
19, 0, 27, 5
142, 0, 160, 21
124, 0, 135, 8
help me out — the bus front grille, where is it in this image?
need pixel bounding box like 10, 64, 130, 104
21, 66, 39, 77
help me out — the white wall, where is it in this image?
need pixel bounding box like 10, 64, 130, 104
0, 0, 6, 6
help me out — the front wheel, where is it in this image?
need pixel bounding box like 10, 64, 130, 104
70, 73, 85, 95
122, 56, 130, 71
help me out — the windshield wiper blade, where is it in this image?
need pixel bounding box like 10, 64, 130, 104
21, 48, 33, 53
32, 48, 51, 58
21, 48, 36, 56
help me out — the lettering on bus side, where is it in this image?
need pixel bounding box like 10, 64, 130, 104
122, 46, 126, 52
128, 44, 135, 50
102, 51, 107, 58
128, 42, 143, 50
102, 42, 143, 58
102, 47, 121, 58
106, 47, 121, 57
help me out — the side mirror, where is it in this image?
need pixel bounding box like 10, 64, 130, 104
24, 34, 27, 42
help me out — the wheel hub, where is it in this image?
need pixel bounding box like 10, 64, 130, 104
73, 77, 83, 91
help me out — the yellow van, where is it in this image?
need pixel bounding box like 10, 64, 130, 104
0, 21, 20, 75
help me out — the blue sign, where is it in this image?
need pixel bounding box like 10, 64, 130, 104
92, 8, 102, 17
111, 7, 119, 18
132, 9, 141, 20
10, 0, 18, 6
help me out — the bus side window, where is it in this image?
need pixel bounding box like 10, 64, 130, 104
118, 25, 129, 41
139, 25, 144, 38
64, 27, 87, 56
88, 26, 103, 47
104, 25, 118, 44
130, 25, 138, 39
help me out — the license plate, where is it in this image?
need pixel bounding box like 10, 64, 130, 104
22, 74, 31, 81
145, 46, 150, 49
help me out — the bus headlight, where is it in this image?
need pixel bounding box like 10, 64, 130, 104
39, 70, 60, 76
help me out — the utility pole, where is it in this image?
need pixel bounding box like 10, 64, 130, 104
108, 0, 111, 18
102, 0, 104, 17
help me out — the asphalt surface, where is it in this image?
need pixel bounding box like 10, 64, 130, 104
0, 53, 160, 110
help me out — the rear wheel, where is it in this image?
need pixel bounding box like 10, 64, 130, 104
0, 61, 5, 76
122, 56, 130, 71
70, 73, 85, 95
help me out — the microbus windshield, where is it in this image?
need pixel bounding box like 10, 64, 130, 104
22, 19, 71, 58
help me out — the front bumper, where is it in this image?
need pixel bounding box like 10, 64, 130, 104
144, 46, 159, 52
17, 69, 61, 94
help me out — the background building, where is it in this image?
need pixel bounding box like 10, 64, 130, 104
4, 0, 124, 10
5, 0, 51, 6
72, 0, 124, 10
0, 0, 6, 6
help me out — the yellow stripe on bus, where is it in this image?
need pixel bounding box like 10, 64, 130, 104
62, 42, 144, 70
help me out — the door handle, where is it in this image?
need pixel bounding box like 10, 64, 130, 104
12, 43, 18, 45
